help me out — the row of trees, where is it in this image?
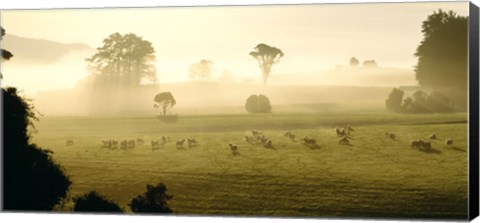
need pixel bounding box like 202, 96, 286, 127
349, 57, 378, 68
386, 88, 453, 113
86, 32, 284, 88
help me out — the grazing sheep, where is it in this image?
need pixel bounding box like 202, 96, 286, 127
136, 138, 145, 145
101, 140, 110, 148
301, 137, 316, 145
445, 138, 453, 146
284, 130, 296, 140
187, 138, 199, 148
120, 140, 128, 150
264, 139, 274, 149
251, 130, 262, 136
423, 141, 432, 150
66, 140, 74, 146
410, 140, 422, 149
338, 137, 350, 145
127, 140, 136, 148
229, 143, 240, 155
288, 134, 296, 142
151, 141, 160, 150
176, 139, 186, 149
385, 132, 397, 140
260, 137, 269, 145
335, 128, 344, 137
229, 143, 238, 151
244, 135, 254, 144
429, 133, 437, 140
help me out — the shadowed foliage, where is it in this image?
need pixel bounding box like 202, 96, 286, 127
414, 9, 468, 111
129, 182, 173, 213
245, 94, 272, 113
385, 88, 453, 114
73, 191, 123, 213
386, 88, 404, 113
3, 87, 71, 210
249, 43, 284, 86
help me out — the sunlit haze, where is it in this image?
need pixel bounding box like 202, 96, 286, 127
1, 2, 468, 95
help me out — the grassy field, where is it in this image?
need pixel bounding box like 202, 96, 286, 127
31, 112, 469, 219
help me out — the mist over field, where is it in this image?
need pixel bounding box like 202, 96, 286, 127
1, 1, 471, 219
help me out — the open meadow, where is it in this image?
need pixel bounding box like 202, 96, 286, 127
31, 112, 468, 219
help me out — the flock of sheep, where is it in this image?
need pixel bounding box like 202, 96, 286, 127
64, 125, 456, 155
408, 133, 454, 151
94, 136, 201, 150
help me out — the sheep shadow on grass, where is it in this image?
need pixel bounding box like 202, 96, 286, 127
417, 147, 442, 154
447, 146, 466, 152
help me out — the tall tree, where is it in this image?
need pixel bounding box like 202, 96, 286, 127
86, 32, 157, 88
414, 9, 468, 110
249, 43, 284, 86
188, 59, 213, 81
154, 92, 176, 116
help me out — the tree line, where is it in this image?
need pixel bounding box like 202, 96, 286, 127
386, 9, 468, 113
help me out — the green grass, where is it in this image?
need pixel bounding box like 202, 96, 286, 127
31, 112, 468, 219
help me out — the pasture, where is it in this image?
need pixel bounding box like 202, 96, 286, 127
31, 112, 468, 219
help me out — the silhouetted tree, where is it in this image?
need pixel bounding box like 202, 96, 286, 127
245, 94, 272, 113
1, 26, 13, 79
86, 32, 157, 88
154, 92, 176, 115
363, 60, 377, 68
3, 87, 71, 210
249, 43, 284, 86
414, 9, 468, 110
129, 182, 173, 213
385, 88, 404, 112
188, 59, 213, 81
349, 57, 359, 68
73, 191, 123, 213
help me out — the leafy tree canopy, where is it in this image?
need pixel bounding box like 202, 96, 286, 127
414, 9, 467, 110
86, 32, 157, 88
249, 43, 284, 86
154, 92, 176, 115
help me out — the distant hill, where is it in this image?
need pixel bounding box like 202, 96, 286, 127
2, 34, 94, 64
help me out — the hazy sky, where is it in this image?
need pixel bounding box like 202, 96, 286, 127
0, 1, 469, 93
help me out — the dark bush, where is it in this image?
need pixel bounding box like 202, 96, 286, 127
245, 94, 272, 113
129, 182, 173, 213
73, 191, 123, 213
